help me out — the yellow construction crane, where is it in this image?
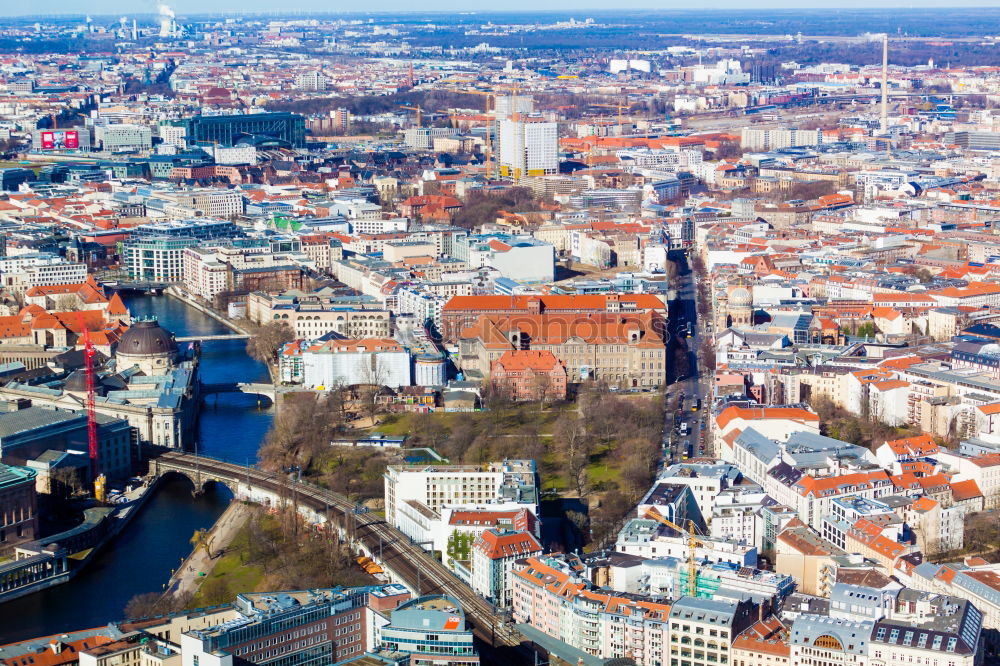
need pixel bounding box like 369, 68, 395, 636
592, 100, 632, 134
643, 508, 703, 598
399, 105, 423, 127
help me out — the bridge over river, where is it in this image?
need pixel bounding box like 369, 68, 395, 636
149, 451, 523, 651
176, 333, 250, 342
197, 381, 320, 400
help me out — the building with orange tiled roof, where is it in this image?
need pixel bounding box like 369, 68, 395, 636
973, 402, 1000, 438
490, 350, 567, 402
299, 337, 411, 389
732, 617, 790, 666
458, 309, 666, 389
936, 447, 1000, 511
511, 553, 680, 665
0, 634, 116, 666
23, 276, 125, 318
439, 293, 666, 342
927, 281, 1000, 308
471, 528, 542, 608
715, 405, 820, 462
875, 434, 941, 476
775, 519, 846, 596
906, 559, 1000, 651
844, 517, 915, 571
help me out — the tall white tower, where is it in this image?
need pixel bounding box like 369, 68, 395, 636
881, 33, 889, 136
498, 118, 558, 181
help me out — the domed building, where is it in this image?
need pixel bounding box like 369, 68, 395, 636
727, 286, 754, 328
115, 318, 178, 375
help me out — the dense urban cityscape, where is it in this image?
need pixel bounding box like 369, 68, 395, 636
0, 7, 999, 666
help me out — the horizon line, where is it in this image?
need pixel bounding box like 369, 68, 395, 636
3, 5, 999, 19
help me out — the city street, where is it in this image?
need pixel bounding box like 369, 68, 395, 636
663, 250, 711, 468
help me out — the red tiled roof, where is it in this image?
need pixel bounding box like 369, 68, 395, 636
951, 479, 984, 501
716, 405, 819, 430
473, 530, 542, 560
493, 350, 562, 372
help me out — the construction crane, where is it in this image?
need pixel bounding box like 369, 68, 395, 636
399, 105, 423, 127
643, 508, 703, 598
592, 101, 631, 135
77, 313, 104, 502
664, 110, 683, 137
455, 89, 496, 179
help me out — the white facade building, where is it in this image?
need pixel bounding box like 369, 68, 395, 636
95, 124, 153, 152
471, 528, 542, 608
301, 338, 411, 389
20, 260, 88, 289
384, 461, 538, 534
212, 145, 257, 165
498, 118, 558, 180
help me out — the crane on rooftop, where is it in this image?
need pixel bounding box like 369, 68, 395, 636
644, 507, 704, 598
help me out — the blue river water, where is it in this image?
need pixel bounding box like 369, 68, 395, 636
0, 294, 274, 644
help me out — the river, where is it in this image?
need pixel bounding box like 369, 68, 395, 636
0, 293, 274, 644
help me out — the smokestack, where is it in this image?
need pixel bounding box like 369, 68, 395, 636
158, 4, 175, 38
881, 34, 889, 137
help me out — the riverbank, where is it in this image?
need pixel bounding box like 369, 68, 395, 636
0, 476, 162, 606
164, 286, 253, 337
163, 501, 253, 601
2, 293, 268, 643
164, 287, 279, 384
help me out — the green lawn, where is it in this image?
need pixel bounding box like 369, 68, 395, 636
373, 404, 571, 438
540, 443, 622, 493
374, 412, 462, 435
190, 524, 265, 606
370, 401, 633, 498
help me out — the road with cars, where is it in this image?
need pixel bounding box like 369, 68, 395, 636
663, 251, 712, 469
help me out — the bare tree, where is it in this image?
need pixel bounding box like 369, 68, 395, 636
50, 466, 83, 498
532, 372, 553, 411
247, 322, 294, 365
54, 294, 81, 312
356, 355, 388, 427
554, 412, 593, 497
123, 592, 165, 619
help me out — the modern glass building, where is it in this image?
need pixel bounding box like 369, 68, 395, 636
378, 595, 479, 666
174, 113, 306, 148
122, 236, 198, 282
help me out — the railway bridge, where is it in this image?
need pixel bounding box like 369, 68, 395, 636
148, 452, 523, 651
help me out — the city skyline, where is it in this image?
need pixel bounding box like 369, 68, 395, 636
1, 2, 998, 17
1, 4, 1000, 666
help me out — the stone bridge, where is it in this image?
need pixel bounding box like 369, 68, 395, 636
148, 451, 522, 650
176, 334, 250, 342
198, 382, 278, 400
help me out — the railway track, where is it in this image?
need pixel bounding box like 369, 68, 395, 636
153, 452, 523, 650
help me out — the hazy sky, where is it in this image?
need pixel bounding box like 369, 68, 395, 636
0, 1, 990, 17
